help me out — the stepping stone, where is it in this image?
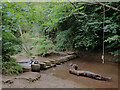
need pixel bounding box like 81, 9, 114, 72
53, 60, 58, 64
65, 55, 75, 60
34, 60, 39, 64
17, 59, 30, 63
44, 61, 51, 66
30, 56, 37, 60
22, 66, 31, 72
20, 63, 31, 72
67, 52, 76, 55
40, 63, 46, 70
46, 65, 51, 69
31, 64, 40, 72
58, 58, 63, 63
48, 59, 56, 64
71, 55, 77, 59
55, 60, 61, 65
51, 64, 56, 67
59, 57, 67, 62
48, 60, 56, 67
60, 57, 67, 62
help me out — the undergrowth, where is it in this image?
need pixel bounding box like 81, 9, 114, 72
1, 57, 23, 75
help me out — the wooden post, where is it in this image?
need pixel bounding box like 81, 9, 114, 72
102, 5, 105, 64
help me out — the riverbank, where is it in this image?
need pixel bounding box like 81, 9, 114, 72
2, 52, 118, 88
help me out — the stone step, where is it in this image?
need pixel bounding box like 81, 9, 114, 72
20, 63, 31, 72
18, 55, 77, 72
51, 64, 56, 67
31, 64, 40, 72
44, 61, 52, 66
46, 65, 51, 69
40, 63, 46, 70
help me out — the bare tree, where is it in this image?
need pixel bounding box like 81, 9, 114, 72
18, 25, 29, 53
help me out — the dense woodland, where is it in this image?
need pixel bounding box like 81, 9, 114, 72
1, 2, 120, 75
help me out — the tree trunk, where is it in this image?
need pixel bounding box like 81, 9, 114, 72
18, 25, 29, 53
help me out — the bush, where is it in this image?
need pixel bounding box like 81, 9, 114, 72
2, 57, 23, 75
30, 36, 54, 55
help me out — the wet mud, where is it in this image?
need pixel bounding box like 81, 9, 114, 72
3, 53, 118, 88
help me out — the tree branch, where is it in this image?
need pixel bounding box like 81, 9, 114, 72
68, 0, 85, 16
94, 2, 120, 13
68, 0, 77, 9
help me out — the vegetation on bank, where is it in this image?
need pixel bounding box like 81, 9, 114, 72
1, 2, 120, 75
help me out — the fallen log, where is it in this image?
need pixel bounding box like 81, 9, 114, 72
69, 64, 111, 81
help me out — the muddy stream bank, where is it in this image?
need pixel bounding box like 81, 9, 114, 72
46, 58, 118, 88
2, 53, 118, 88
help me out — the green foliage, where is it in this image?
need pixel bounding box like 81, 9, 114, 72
2, 2, 24, 75
2, 57, 23, 75
2, 2, 26, 58
2, 2, 120, 65
105, 35, 120, 43
105, 35, 120, 58
2, 34, 22, 57
45, 2, 120, 62
2, 25, 22, 61
30, 36, 54, 56
54, 5, 102, 51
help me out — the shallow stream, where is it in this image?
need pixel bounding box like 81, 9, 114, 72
6, 53, 118, 88
41, 56, 118, 88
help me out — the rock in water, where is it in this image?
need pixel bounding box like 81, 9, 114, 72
44, 61, 51, 66
20, 63, 31, 72
40, 63, 46, 70
34, 60, 39, 64
30, 56, 37, 60
31, 64, 40, 72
